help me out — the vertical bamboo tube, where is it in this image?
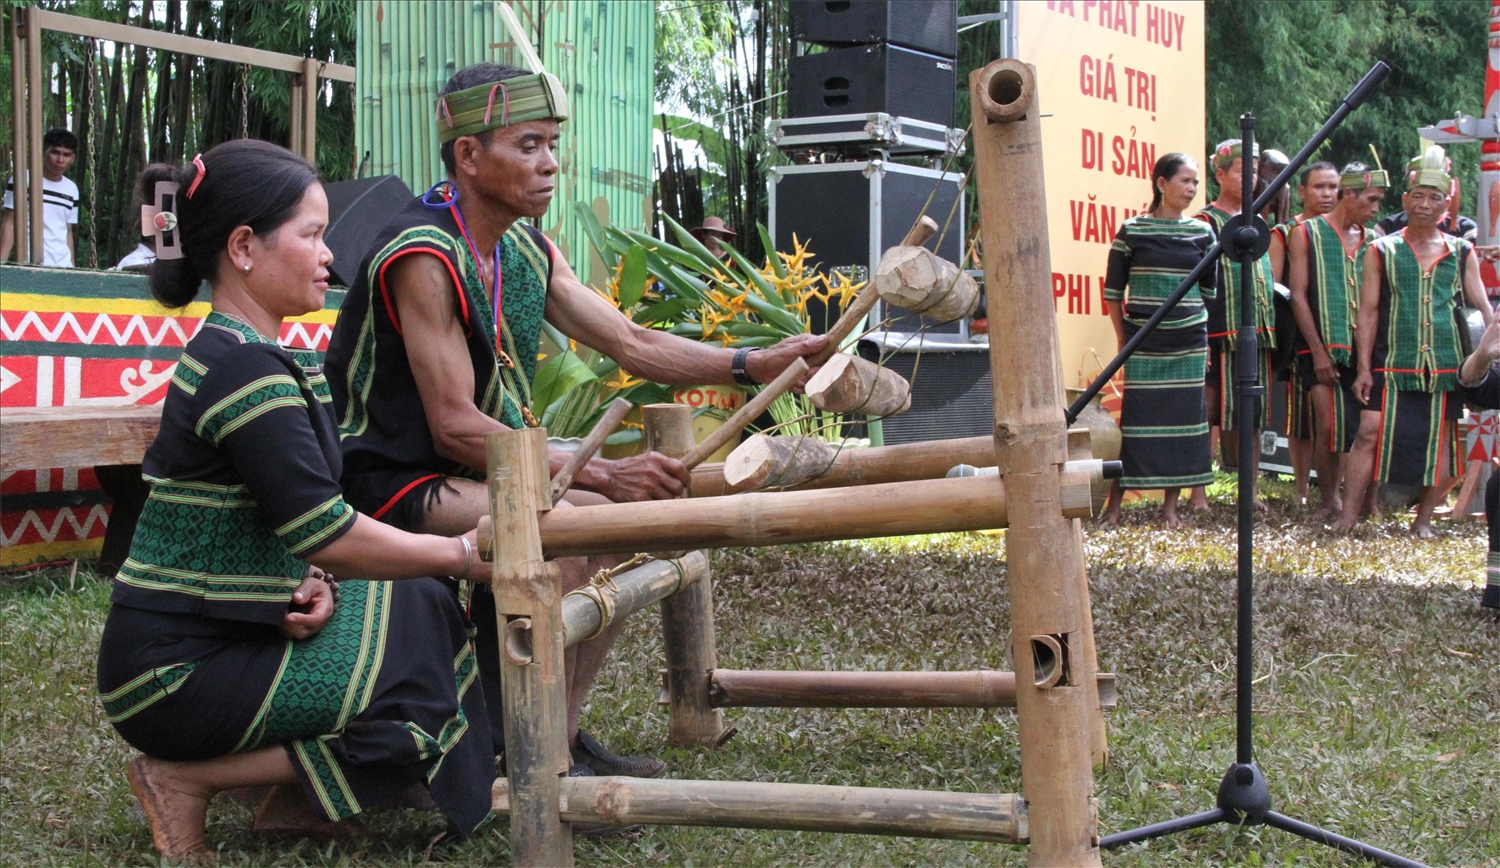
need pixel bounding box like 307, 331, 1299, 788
643, 404, 727, 746
26, 6, 44, 264
1074, 520, 1108, 766
971, 59, 1101, 865
301, 57, 318, 166
10, 10, 29, 263
488, 428, 573, 866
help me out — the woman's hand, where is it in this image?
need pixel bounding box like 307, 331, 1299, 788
282, 572, 336, 640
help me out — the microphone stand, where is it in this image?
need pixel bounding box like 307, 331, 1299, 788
1070, 63, 1426, 867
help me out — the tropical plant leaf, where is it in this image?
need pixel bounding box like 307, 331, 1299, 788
758, 223, 786, 280
573, 201, 611, 261
530, 352, 599, 416
719, 241, 782, 305
618, 245, 649, 309
663, 214, 730, 275
635, 298, 695, 325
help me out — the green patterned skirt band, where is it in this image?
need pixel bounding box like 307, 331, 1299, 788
436, 72, 570, 143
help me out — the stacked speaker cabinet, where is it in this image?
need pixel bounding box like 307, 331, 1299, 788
775, 0, 981, 445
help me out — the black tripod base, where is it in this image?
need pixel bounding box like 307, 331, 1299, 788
1100, 763, 1427, 866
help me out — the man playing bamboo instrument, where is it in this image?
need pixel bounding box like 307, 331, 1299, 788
325, 63, 824, 781
1332, 147, 1491, 537
1270, 160, 1340, 506
1286, 162, 1387, 522
1197, 139, 1278, 505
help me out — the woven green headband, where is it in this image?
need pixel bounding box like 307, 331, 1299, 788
1404, 147, 1452, 192
1211, 140, 1259, 171
1339, 169, 1389, 191
435, 72, 569, 144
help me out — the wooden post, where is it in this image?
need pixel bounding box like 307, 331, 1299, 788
971, 58, 1101, 865
643, 404, 727, 746
301, 57, 318, 166
1074, 520, 1109, 766
487, 428, 572, 866
10, 9, 29, 264
26, 5, 44, 265
289, 72, 305, 158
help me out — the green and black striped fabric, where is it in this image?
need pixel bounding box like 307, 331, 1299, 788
111, 311, 355, 625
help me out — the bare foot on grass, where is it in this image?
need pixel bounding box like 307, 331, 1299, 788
1412, 520, 1437, 539
1100, 506, 1122, 527
253, 784, 365, 840
126, 755, 214, 865
1188, 487, 1211, 512
1327, 515, 1357, 534
1160, 509, 1184, 529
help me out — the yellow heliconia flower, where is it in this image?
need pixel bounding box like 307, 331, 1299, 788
537, 352, 547, 361
605, 368, 642, 390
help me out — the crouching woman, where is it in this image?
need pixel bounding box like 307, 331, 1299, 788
97, 140, 492, 863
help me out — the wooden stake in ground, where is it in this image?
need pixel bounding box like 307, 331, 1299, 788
643, 404, 728, 746
487, 428, 572, 866
971, 58, 1102, 865
723, 433, 840, 491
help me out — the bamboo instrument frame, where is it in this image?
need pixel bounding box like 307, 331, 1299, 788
484, 58, 1109, 867
494, 776, 1028, 843
708, 669, 1117, 710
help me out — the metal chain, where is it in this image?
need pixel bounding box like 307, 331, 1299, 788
85, 38, 99, 269
239, 64, 249, 138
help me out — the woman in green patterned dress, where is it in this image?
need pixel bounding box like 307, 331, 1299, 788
1101, 153, 1218, 526
96, 140, 493, 863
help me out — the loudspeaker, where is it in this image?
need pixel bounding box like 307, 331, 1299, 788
861, 343, 993, 445
769, 159, 965, 335
791, 0, 958, 57
322, 175, 414, 287
789, 44, 956, 128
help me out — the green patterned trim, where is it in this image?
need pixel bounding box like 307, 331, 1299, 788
203, 310, 274, 344
235, 642, 295, 753
196, 375, 307, 444
1305, 217, 1362, 366
274, 495, 356, 556
294, 735, 362, 820
172, 352, 207, 395
338, 308, 378, 438
100, 662, 197, 723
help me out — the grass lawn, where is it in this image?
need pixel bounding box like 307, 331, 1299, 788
2, 475, 1498, 866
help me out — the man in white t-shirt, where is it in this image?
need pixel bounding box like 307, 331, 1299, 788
1, 128, 80, 267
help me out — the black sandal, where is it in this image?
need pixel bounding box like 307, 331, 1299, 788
570, 729, 666, 778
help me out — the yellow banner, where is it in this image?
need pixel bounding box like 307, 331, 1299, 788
1018, 0, 1206, 392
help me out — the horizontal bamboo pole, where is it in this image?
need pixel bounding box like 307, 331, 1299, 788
691, 435, 992, 496
31, 9, 356, 80
709, 669, 1117, 709
519, 473, 1093, 559
559, 552, 709, 648
493, 776, 1027, 843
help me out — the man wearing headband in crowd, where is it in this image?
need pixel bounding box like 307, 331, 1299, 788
325, 63, 824, 785
1269, 160, 1340, 507
1332, 146, 1491, 537
1287, 161, 1387, 523
1197, 139, 1279, 505
1373, 151, 1477, 242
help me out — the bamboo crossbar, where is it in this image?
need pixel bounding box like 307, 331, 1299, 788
709, 669, 1117, 709
492, 776, 1028, 843
512, 473, 1093, 559
27, 9, 356, 80
559, 552, 709, 648
692, 435, 991, 496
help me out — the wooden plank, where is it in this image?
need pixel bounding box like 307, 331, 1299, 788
31, 9, 356, 81
710, 668, 1117, 710
0, 405, 162, 473
493, 776, 1028, 844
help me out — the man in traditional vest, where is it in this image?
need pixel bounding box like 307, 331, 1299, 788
1286, 162, 1387, 522
1197, 139, 1278, 505
325, 63, 824, 778
1269, 160, 1340, 506
1333, 147, 1491, 536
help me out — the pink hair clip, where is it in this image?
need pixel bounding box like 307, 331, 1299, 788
436, 97, 453, 125
186, 153, 207, 199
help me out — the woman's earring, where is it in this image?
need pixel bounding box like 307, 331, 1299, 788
243, 263, 252, 274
